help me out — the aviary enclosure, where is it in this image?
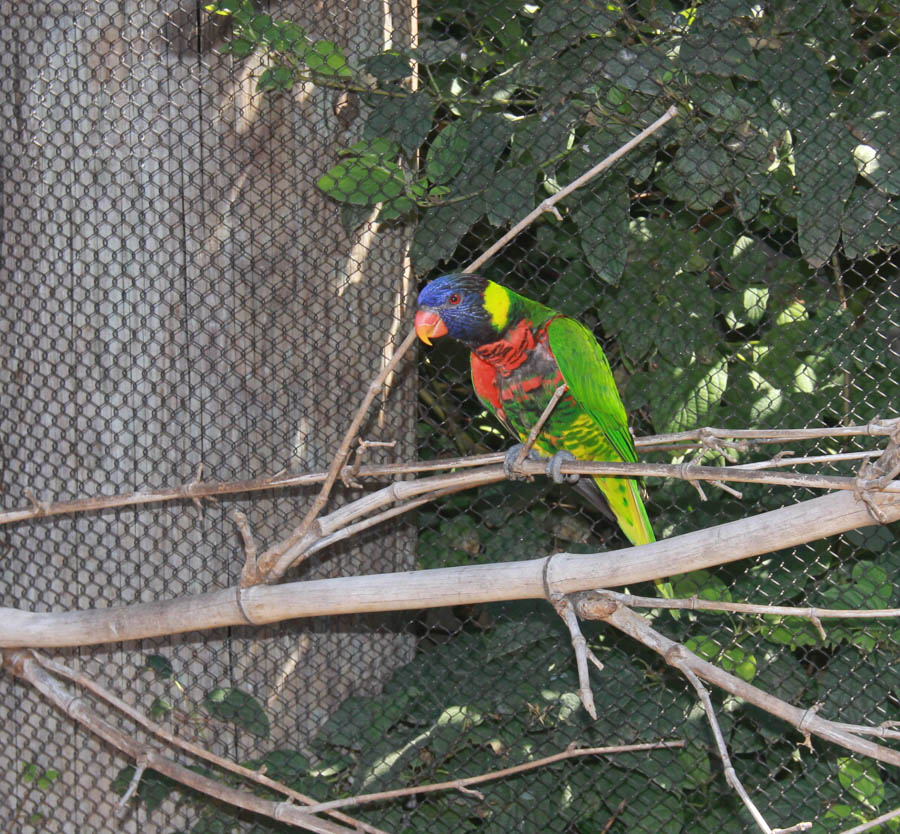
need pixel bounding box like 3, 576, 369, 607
1, 1, 898, 832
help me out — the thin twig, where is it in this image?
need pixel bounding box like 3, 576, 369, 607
739, 451, 882, 470
514, 384, 568, 469
234, 511, 260, 588
602, 590, 900, 620
836, 805, 900, 834
300, 740, 684, 814
256, 328, 419, 583
552, 594, 598, 719
642, 418, 899, 447
117, 761, 146, 809
600, 799, 628, 834
675, 658, 777, 834
465, 105, 680, 273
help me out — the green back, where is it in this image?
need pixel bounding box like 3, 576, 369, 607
546, 316, 638, 464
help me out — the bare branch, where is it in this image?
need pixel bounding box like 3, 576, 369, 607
3, 485, 898, 653
552, 594, 598, 719
2, 651, 363, 834
600, 590, 900, 620
255, 328, 420, 584
28, 652, 389, 834
837, 805, 900, 834
674, 658, 781, 834
2, 418, 896, 527
516, 383, 568, 466
576, 595, 900, 767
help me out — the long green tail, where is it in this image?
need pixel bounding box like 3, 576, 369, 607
594, 476, 654, 546
596, 476, 675, 605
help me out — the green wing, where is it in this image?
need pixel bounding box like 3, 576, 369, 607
547, 316, 638, 464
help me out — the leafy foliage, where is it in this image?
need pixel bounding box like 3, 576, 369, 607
196, 0, 900, 831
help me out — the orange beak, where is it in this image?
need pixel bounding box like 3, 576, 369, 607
414, 310, 449, 345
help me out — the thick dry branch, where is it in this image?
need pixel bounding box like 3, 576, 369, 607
577, 597, 900, 768
2, 651, 361, 834
1, 484, 897, 649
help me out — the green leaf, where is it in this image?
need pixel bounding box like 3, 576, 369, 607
257, 65, 294, 92
659, 134, 733, 211
150, 696, 174, 720
339, 137, 399, 158
841, 186, 900, 259
648, 356, 728, 433
224, 36, 257, 57
572, 175, 629, 286
204, 687, 270, 738
672, 569, 732, 602
678, 743, 712, 789
844, 56, 900, 196
600, 45, 676, 95
189, 809, 236, 834
760, 42, 855, 267
36, 769, 60, 791
837, 757, 885, 810
305, 40, 352, 77
425, 121, 470, 185
820, 560, 892, 611
112, 766, 176, 812
484, 166, 535, 226
411, 198, 482, 272
795, 117, 856, 268
145, 654, 175, 680
617, 774, 685, 833
685, 634, 720, 662
317, 158, 406, 205
723, 285, 769, 330
363, 50, 412, 81
377, 195, 416, 221
721, 646, 756, 682
245, 749, 311, 785
679, 26, 757, 78
533, 0, 619, 43
548, 263, 602, 318
365, 91, 434, 156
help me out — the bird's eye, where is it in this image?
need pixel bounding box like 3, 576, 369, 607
448, 293, 461, 305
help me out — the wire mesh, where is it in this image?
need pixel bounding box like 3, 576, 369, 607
1, 0, 898, 832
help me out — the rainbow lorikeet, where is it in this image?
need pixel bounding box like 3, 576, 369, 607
415, 273, 658, 556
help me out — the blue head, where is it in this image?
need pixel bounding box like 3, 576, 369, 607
415, 274, 508, 348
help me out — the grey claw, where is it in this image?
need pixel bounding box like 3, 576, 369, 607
504, 444, 528, 480
546, 450, 579, 484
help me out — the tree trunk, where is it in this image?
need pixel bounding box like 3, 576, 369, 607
0, 1, 417, 829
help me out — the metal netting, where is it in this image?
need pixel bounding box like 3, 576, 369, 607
1, 1, 898, 832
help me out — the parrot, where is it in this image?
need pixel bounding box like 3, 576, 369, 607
415, 274, 669, 595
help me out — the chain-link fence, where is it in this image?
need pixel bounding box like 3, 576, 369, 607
2, 0, 898, 832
